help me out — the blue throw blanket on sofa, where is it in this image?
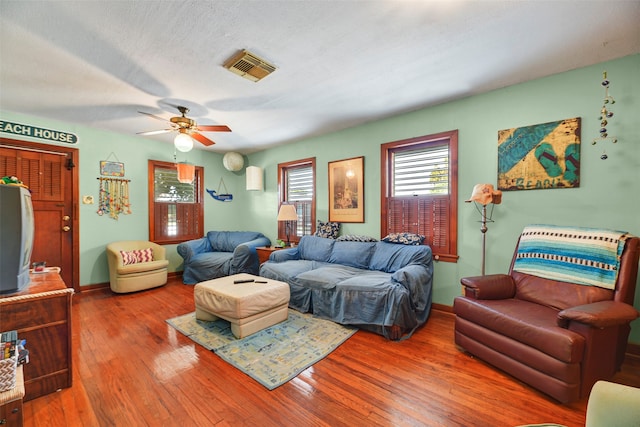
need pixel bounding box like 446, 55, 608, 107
513, 224, 629, 290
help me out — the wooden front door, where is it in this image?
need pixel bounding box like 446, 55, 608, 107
0, 138, 78, 290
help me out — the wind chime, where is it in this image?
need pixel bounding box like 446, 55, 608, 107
591, 71, 617, 160
97, 177, 132, 219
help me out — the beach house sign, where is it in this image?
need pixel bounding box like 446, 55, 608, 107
0, 120, 78, 144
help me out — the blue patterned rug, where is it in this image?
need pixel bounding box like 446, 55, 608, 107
166, 309, 357, 390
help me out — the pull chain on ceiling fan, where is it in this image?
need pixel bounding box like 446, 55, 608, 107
137, 106, 231, 151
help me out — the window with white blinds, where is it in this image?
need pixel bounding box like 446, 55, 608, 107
278, 158, 316, 242
286, 165, 314, 237
392, 145, 449, 196
381, 131, 458, 262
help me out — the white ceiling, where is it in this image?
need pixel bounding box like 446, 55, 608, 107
1, 1, 639, 154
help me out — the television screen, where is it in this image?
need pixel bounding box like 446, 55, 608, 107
0, 185, 34, 294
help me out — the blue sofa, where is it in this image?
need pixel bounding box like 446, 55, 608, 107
259, 235, 434, 340
177, 231, 270, 284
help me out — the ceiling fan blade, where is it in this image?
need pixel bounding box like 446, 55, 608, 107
137, 129, 174, 136
197, 124, 231, 132
192, 132, 216, 146
138, 111, 170, 123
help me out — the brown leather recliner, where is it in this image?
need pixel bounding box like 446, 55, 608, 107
454, 230, 640, 403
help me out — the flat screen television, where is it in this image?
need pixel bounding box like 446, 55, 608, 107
0, 185, 35, 294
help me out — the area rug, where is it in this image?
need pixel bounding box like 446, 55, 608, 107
166, 309, 357, 390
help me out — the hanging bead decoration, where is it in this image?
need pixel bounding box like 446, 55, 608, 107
591, 71, 617, 160
97, 177, 131, 219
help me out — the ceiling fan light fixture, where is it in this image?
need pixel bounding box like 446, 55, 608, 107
174, 132, 194, 152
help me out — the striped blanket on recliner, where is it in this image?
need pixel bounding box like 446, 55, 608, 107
513, 224, 630, 290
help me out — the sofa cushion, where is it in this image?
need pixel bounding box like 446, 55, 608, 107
207, 231, 263, 252
116, 258, 168, 275
329, 241, 376, 269
188, 252, 234, 281
454, 297, 585, 363
369, 241, 432, 273
292, 265, 361, 290
260, 259, 320, 283
298, 235, 335, 262
513, 271, 613, 311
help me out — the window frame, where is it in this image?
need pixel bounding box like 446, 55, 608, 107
148, 159, 204, 245
380, 130, 459, 262
277, 158, 316, 244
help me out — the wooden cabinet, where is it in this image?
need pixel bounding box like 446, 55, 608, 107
0, 366, 24, 427
256, 246, 284, 264
0, 271, 73, 402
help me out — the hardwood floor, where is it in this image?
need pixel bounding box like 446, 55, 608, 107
23, 276, 640, 427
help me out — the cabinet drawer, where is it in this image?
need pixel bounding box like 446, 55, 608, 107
0, 398, 23, 426
0, 295, 69, 330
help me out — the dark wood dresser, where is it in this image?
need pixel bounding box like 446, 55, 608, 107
0, 271, 73, 401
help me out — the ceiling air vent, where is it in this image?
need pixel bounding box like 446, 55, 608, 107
224, 50, 276, 82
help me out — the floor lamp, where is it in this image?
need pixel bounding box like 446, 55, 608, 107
466, 183, 502, 275
277, 204, 298, 247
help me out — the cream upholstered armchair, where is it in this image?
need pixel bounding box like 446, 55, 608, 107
106, 241, 169, 293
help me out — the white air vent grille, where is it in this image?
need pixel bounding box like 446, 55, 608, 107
224, 50, 276, 82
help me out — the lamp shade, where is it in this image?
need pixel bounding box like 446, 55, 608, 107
277, 204, 298, 221
246, 166, 263, 191
223, 152, 244, 171
174, 132, 194, 152
176, 162, 195, 183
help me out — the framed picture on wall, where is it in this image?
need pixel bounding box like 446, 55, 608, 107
100, 160, 125, 177
328, 156, 364, 223
497, 117, 581, 191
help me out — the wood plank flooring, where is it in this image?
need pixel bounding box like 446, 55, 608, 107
22, 276, 640, 426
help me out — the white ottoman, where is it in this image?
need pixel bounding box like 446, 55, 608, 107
194, 273, 290, 338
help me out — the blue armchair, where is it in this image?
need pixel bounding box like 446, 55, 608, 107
177, 231, 270, 284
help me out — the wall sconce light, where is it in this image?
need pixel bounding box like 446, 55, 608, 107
246, 166, 263, 191
174, 131, 194, 153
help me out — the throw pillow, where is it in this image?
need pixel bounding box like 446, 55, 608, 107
382, 232, 425, 246
136, 247, 154, 263
314, 220, 340, 239
336, 234, 378, 242
120, 250, 139, 265
120, 248, 154, 265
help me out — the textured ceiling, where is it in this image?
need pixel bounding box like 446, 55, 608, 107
1, 1, 639, 154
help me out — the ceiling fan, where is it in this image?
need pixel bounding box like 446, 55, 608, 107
137, 106, 231, 151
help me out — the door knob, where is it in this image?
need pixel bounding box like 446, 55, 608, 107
62, 226, 71, 232
62, 215, 70, 221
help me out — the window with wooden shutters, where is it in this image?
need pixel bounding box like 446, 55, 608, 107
0, 147, 66, 201
381, 130, 458, 262
148, 160, 204, 244
278, 158, 315, 243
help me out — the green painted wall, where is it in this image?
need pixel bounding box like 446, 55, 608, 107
243, 54, 640, 341
2, 54, 639, 341
0, 111, 250, 285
